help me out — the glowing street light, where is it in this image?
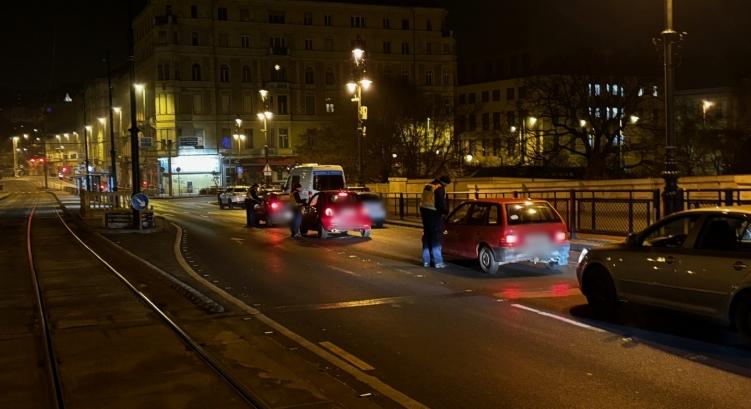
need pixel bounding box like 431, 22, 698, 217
579, 119, 587, 128
701, 99, 715, 126
464, 154, 474, 163
98, 117, 106, 125
346, 82, 357, 94
11, 136, 19, 177
360, 78, 372, 91
352, 48, 364, 65
629, 115, 640, 124
259, 89, 269, 100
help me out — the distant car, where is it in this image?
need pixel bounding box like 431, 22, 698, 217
577, 206, 751, 342
218, 186, 250, 209
301, 191, 371, 239
443, 199, 570, 274
358, 192, 386, 228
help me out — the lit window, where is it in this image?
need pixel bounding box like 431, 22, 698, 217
325, 97, 335, 113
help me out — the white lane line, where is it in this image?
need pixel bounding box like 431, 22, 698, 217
319, 341, 375, 371
170, 223, 428, 409
330, 266, 360, 277
510, 303, 604, 333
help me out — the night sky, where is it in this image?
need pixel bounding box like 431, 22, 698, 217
1, 0, 749, 108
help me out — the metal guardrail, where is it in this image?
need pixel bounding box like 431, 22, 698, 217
683, 189, 751, 209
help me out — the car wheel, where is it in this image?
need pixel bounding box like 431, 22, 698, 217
318, 225, 328, 239
361, 229, 371, 238
545, 261, 564, 272
584, 266, 620, 317
478, 245, 499, 274
734, 294, 751, 344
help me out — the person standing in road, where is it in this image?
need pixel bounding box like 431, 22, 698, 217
245, 183, 261, 227
289, 183, 306, 238
420, 175, 450, 268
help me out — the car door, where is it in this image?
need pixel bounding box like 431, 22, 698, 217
673, 215, 751, 317
464, 203, 492, 258
616, 214, 701, 306
302, 193, 320, 230
443, 202, 472, 257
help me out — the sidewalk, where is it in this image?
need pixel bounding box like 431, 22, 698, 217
385, 217, 623, 250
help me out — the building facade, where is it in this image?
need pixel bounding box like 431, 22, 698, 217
133, 0, 456, 191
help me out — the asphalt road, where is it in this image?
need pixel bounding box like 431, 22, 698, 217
149, 196, 751, 408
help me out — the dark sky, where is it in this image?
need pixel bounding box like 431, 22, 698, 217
1, 0, 749, 107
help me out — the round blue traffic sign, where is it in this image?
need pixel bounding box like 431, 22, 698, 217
131, 193, 149, 211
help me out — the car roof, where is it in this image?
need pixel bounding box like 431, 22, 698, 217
676, 205, 751, 216
463, 198, 553, 205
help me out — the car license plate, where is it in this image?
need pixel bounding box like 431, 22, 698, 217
524, 235, 553, 254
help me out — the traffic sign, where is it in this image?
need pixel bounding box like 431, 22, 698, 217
263, 163, 272, 177
131, 193, 149, 211
175, 167, 181, 173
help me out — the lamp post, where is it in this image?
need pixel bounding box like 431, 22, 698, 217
257, 89, 273, 185
11, 136, 19, 177
701, 99, 714, 127
347, 47, 372, 185
657, 0, 685, 215
106, 51, 118, 191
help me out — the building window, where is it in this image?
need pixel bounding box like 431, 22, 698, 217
217, 7, 227, 20
270, 37, 287, 54
219, 65, 230, 82
425, 70, 433, 85
191, 63, 201, 81
277, 95, 288, 114
239, 8, 249, 21
304, 12, 313, 25
244, 129, 254, 148
382, 41, 391, 53
174, 63, 181, 80
468, 93, 476, 104
269, 12, 285, 24
325, 68, 334, 85
278, 128, 289, 149
241, 35, 250, 48
493, 112, 501, 130
401, 42, 410, 55
241, 65, 251, 82
191, 32, 199, 46
401, 19, 410, 30
492, 89, 500, 101
324, 38, 334, 51
518, 86, 527, 99
506, 88, 515, 100
305, 67, 315, 84
324, 15, 332, 26
157, 63, 170, 80
325, 97, 334, 113
305, 95, 316, 115
191, 5, 198, 18
482, 113, 490, 130
442, 69, 450, 85
481, 91, 489, 102
401, 69, 409, 81
382, 18, 390, 28
351, 16, 365, 27
305, 39, 313, 50
158, 30, 167, 43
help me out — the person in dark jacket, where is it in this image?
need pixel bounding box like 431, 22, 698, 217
289, 183, 306, 238
245, 183, 261, 227
420, 175, 450, 268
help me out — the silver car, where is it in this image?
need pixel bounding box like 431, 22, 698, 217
577, 206, 751, 342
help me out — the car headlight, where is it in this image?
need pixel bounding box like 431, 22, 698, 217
577, 248, 589, 265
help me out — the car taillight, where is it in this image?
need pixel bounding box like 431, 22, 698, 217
501, 234, 518, 246
270, 202, 280, 210
555, 231, 567, 242
324, 207, 334, 217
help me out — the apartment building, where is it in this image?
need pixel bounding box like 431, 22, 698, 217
133, 0, 456, 190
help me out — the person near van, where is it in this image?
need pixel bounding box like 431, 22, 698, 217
245, 183, 261, 227
289, 183, 306, 238
420, 175, 450, 268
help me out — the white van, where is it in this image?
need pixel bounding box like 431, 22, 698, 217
283, 164, 346, 200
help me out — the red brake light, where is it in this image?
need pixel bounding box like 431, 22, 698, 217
555, 231, 567, 242
337, 192, 348, 197
502, 234, 518, 246
270, 202, 280, 210
324, 207, 334, 216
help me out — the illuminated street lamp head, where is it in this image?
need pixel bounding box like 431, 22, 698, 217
392, 153, 398, 159
352, 48, 364, 65
112, 106, 121, 113
55, 134, 61, 140
23, 133, 29, 139
259, 89, 269, 99
702, 99, 715, 111
360, 79, 372, 91
274, 64, 281, 71
85, 125, 93, 132
264, 111, 273, 119
346, 82, 357, 94
12, 136, 19, 142
98, 117, 106, 125
629, 115, 640, 124
464, 154, 474, 163
63, 133, 70, 140
256, 112, 265, 121
510, 126, 517, 133
579, 119, 587, 128
235, 117, 243, 127
134, 83, 145, 92
528, 116, 538, 127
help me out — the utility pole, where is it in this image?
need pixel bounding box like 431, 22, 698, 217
128, 0, 141, 228
166, 139, 173, 197
82, 92, 92, 191
657, 0, 685, 215
106, 51, 118, 191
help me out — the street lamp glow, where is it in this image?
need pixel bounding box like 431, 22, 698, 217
56, 134, 61, 141
510, 126, 517, 133
259, 89, 269, 99
235, 118, 243, 127
464, 154, 473, 163
264, 111, 273, 119
392, 153, 398, 159
98, 117, 106, 125
360, 79, 372, 91
629, 115, 640, 124
134, 83, 145, 92
112, 106, 121, 113
274, 64, 281, 71
352, 48, 364, 64
12, 136, 19, 142
346, 82, 357, 94
257, 112, 265, 120
528, 116, 538, 127
23, 133, 29, 139
702, 99, 715, 112
85, 125, 93, 132
579, 119, 587, 128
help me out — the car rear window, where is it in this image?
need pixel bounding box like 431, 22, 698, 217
314, 173, 344, 191
505, 202, 561, 225
326, 192, 358, 204
358, 194, 381, 202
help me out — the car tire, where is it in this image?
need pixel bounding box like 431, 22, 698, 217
478, 245, 499, 275
318, 225, 328, 239
584, 267, 620, 317
545, 261, 564, 272
361, 229, 371, 238
734, 294, 751, 344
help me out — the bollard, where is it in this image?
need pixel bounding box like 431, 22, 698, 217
398, 193, 405, 220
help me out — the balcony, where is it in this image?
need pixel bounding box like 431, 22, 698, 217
269, 46, 289, 56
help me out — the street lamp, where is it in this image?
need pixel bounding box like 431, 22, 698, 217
11, 136, 19, 177
347, 47, 372, 185
701, 99, 714, 126
134, 83, 146, 122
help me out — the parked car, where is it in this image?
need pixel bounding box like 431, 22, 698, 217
301, 191, 371, 239
358, 192, 386, 228
443, 199, 570, 274
218, 186, 250, 209
577, 206, 751, 341
252, 190, 293, 227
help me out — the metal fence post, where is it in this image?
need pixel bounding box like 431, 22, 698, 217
474, 185, 479, 200
591, 192, 596, 232
653, 189, 661, 222
724, 189, 734, 206
513, 190, 519, 199
568, 190, 576, 239
398, 193, 405, 220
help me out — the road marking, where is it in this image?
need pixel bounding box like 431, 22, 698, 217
510, 303, 604, 333
170, 223, 429, 409
493, 287, 581, 299
320, 341, 375, 371
230, 237, 244, 244
330, 266, 360, 276
267, 295, 416, 312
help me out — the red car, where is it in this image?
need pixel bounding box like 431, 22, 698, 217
301, 191, 372, 239
443, 199, 570, 274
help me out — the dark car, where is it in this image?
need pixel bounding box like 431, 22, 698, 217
443, 199, 570, 274
301, 191, 371, 239
358, 192, 386, 228
252, 190, 292, 227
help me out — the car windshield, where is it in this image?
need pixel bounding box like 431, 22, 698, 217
505, 202, 561, 225
314, 173, 345, 191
